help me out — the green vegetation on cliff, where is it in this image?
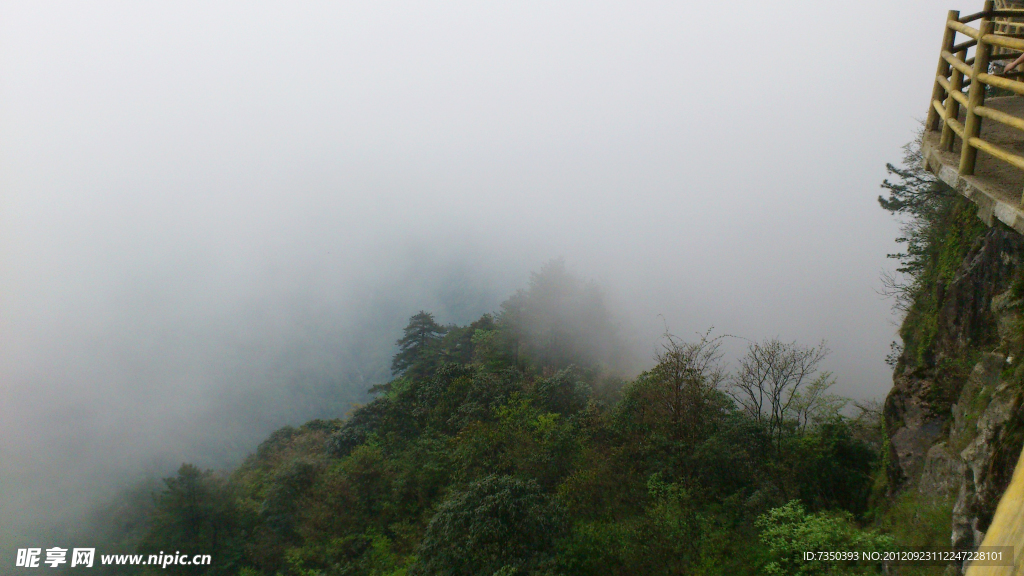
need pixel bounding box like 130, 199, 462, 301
876, 137, 1024, 574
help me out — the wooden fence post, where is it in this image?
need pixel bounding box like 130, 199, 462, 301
961, 15, 995, 175
942, 45, 969, 149
928, 10, 961, 132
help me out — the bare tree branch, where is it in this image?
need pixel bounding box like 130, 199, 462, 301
728, 338, 830, 450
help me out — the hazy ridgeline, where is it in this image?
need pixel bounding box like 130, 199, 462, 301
0, 232, 894, 556
0, 244, 531, 552
48, 260, 888, 575
1, 246, 645, 559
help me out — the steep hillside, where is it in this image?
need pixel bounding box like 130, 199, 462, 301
879, 143, 1024, 572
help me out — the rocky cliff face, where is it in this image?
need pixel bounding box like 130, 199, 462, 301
885, 226, 1024, 564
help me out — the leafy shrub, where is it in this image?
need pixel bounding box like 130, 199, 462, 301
757, 501, 892, 576
413, 475, 565, 576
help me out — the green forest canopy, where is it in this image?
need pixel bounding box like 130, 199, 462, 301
108, 259, 904, 576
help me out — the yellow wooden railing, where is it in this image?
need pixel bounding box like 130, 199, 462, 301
927, 0, 1024, 187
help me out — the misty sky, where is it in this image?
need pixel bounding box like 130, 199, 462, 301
1, 0, 956, 538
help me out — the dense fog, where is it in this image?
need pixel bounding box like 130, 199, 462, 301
1, 0, 951, 554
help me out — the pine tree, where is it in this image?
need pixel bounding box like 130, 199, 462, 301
391, 311, 446, 377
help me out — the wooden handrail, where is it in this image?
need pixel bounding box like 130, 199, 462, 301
976, 105, 1024, 132
948, 117, 966, 139
952, 39, 978, 52
969, 137, 1024, 171
960, 10, 990, 23
942, 50, 974, 77
983, 33, 1024, 51
953, 89, 971, 111
937, 76, 970, 108
927, 3, 1024, 199
949, 20, 982, 39
961, 9, 1024, 20
977, 71, 1024, 95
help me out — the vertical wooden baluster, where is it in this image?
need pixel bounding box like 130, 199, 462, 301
961, 12, 994, 176
928, 10, 961, 132
942, 45, 969, 150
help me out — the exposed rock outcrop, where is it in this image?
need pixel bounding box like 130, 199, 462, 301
919, 441, 961, 499
884, 227, 1024, 570
885, 228, 1024, 493
948, 354, 1019, 551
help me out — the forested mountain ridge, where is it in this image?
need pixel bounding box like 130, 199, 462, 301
106, 261, 896, 576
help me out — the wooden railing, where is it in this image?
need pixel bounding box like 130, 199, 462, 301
926, 0, 1024, 188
